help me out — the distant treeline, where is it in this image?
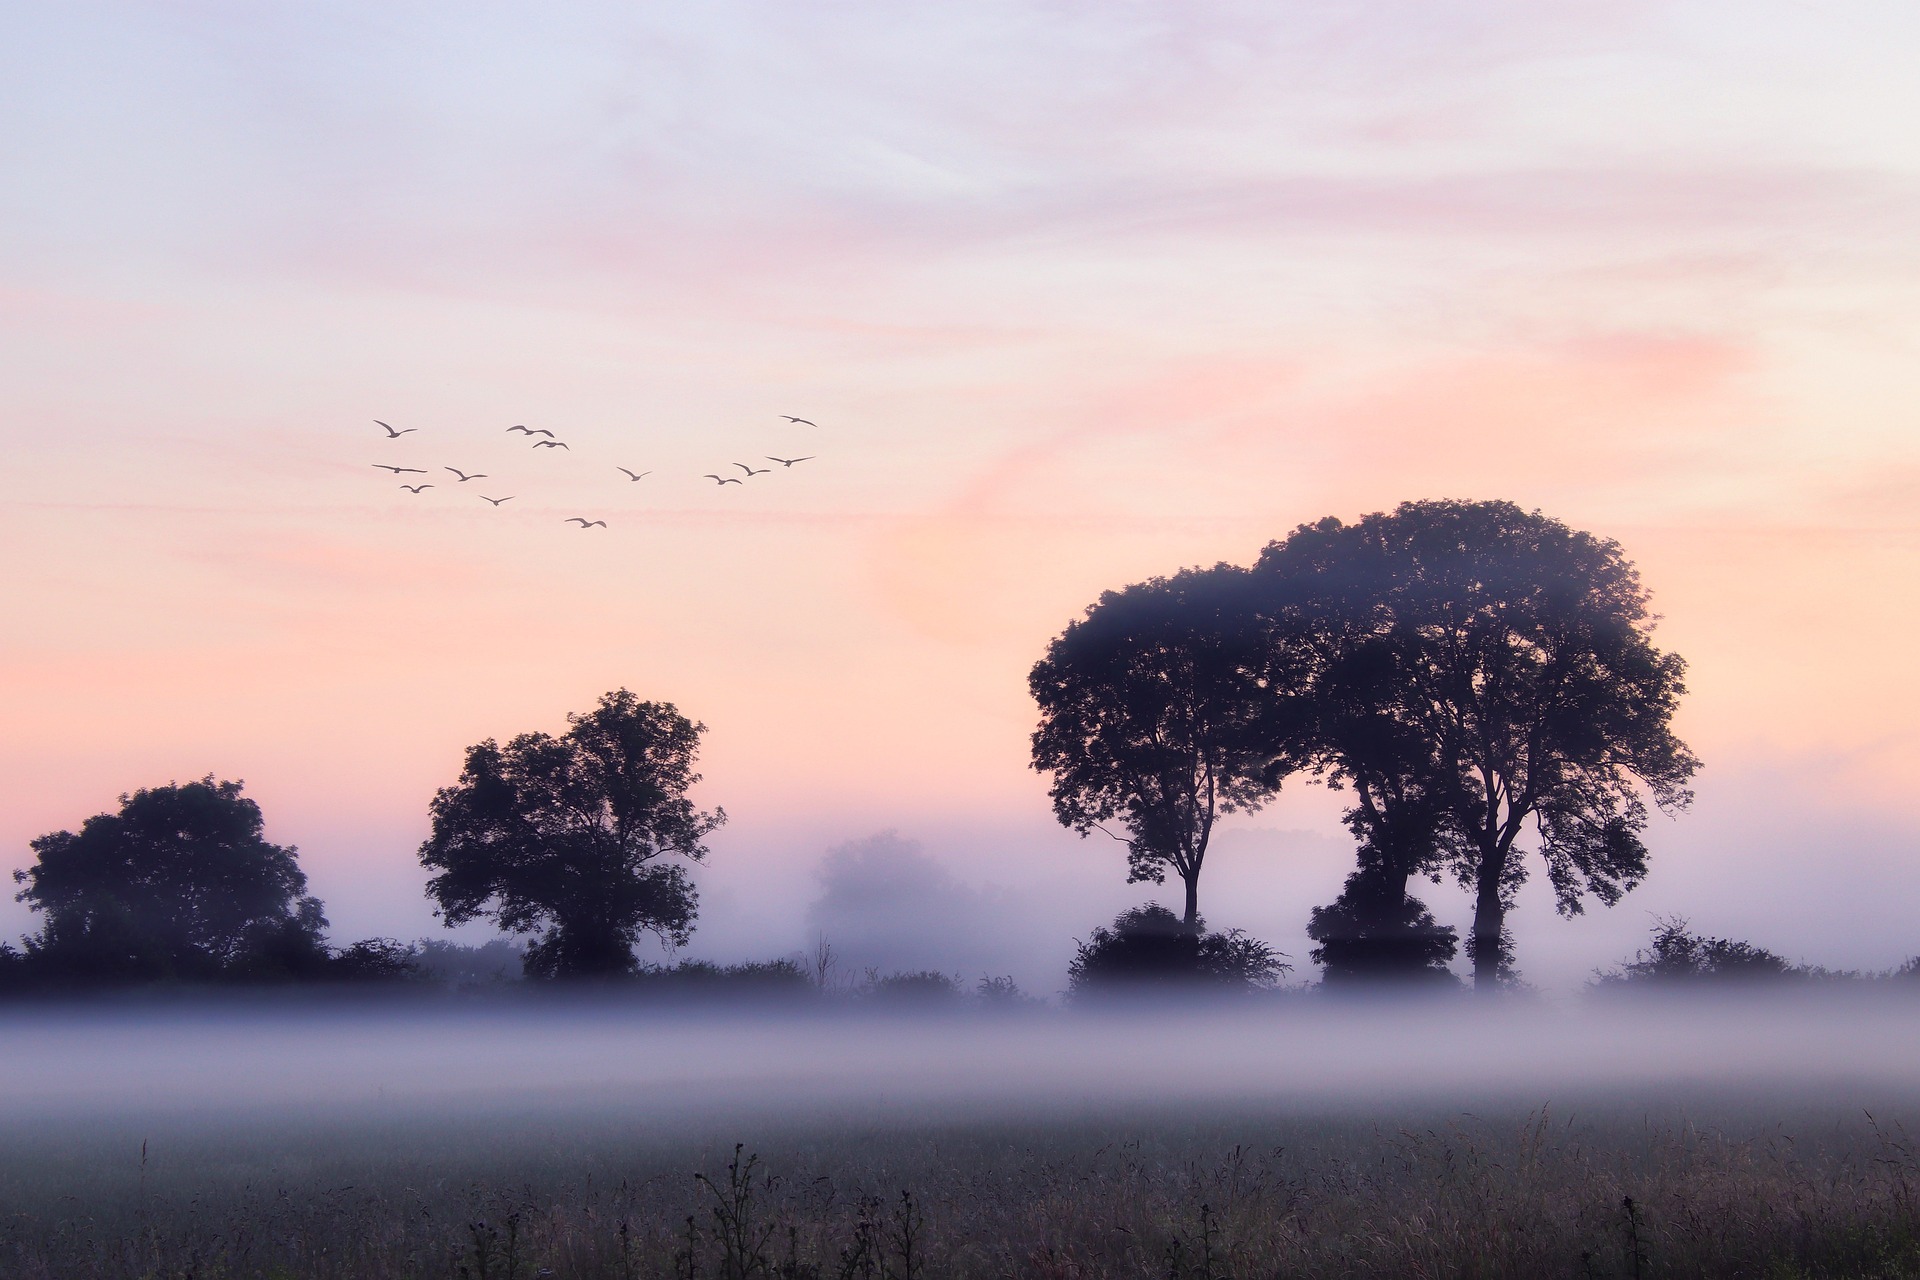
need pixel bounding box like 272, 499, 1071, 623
6, 499, 1915, 999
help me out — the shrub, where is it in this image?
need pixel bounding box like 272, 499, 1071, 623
862, 969, 963, 1006
415, 938, 527, 986
328, 938, 423, 982
1307, 871, 1458, 987
642, 958, 814, 998
975, 975, 1045, 1009
1596, 917, 1797, 986
1068, 904, 1288, 1000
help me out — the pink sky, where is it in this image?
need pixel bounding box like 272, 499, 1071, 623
5, 2, 1919, 988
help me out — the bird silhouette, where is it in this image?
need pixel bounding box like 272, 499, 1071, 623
733, 462, 771, 477
616, 467, 651, 481
780, 416, 818, 427
565, 518, 607, 528
445, 468, 487, 482
506, 425, 555, 437
480, 495, 514, 506
703, 474, 744, 485
375, 420, 416, 438
533, 440, 570, 450
400, 484, 434, 493
766, 456, 814, 467
373, 464, 428, 474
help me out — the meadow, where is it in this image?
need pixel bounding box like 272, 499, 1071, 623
3, 995, 1919, 1279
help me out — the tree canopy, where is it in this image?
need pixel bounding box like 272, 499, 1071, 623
1031, 498, 1698, 992
12, 777, 329, 982
419, 689, 726, 979
1253, 500, 1700, 989
1029, 569, 1300, 927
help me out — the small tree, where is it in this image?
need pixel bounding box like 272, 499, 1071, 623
419, 689, 725, 979
13, 777, 328, 982
1030, 569, 1300, 928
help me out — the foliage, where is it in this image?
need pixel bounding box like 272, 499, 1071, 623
1030, 569, 1302, 927
974, 975, 1043, 1009
12, 777, 330, 984
1594, 917, 1799, 986
861, 969, 964, 1006
413, 937, 527, 987
326, 937, 423, 982
419, 689, 726, 979
1252, 500, 1701, 990
1307, 867, 1459, 986
1067, 903, 1289, 999
639, 958, 815, 999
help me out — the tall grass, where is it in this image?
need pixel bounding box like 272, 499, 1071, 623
3, 1096, 1918, 1278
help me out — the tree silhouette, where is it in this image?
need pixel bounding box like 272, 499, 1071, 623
1255, 501, 1700, 990
1241, 527, 1461, 982
419, 689, 726, 979
1030, 569, 1302, 928
13, 777, 329, 982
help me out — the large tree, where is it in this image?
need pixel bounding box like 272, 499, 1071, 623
13, 777, 329, 982
1029, 569, 1301, 928
1254, 500, 1700, 990
1244, 529, 1460, 982
419, 689, 726, 979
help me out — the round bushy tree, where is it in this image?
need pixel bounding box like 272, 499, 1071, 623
420, 690, 725, 979
14, 777, 328, 982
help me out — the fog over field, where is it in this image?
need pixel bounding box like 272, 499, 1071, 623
10, 4, 1920, 1272
5, 995, 1915, 1131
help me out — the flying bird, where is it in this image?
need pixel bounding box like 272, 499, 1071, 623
375, 420, 416, 438
703, 474, 744, 485
400, 484, 433, 493
780, 416, 818, 427
766, 456, 814, 467
616, 467, 651, 481
506, 425, 556, 437
373, 464, 428, 474
479, 495, 513, 506
533, 440, 570, 450
445, 467, 487, 482
565, 518, 607, 528
733, 462, 770, 477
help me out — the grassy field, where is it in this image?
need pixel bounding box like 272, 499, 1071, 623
3, 1088, 1919, 1279
4, 996, 1920, 1278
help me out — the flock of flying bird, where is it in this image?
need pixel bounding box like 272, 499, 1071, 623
367, 416, 819, 529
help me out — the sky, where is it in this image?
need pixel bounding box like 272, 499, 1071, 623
4, 1, 1919, 992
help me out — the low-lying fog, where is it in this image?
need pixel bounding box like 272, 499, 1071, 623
4, 994, 1916, 1129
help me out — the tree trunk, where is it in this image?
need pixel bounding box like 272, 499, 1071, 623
1182, 873, 1201, 932
1378, 861, 1414, 909
1469, 858, 1506, 992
